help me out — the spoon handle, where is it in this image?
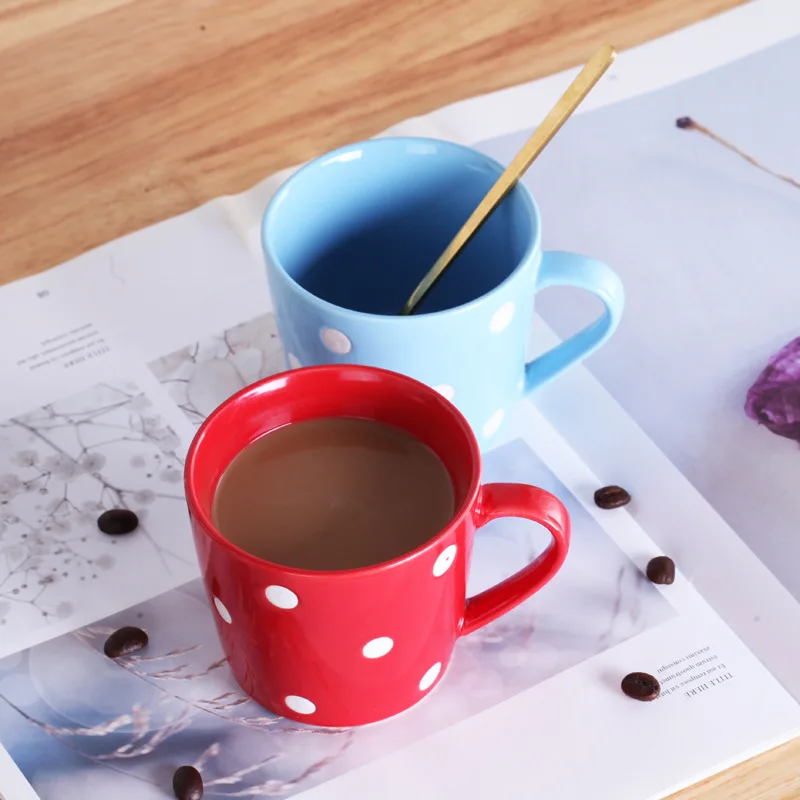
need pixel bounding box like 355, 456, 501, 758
400, 43, 617, 316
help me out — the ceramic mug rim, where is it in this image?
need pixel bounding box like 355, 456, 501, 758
184, 364, 483, 579
261, 136, 542, 322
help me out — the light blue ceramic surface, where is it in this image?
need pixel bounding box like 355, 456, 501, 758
262, 137, 624, 447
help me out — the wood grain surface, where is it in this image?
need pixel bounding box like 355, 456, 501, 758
1, 0, 799, 798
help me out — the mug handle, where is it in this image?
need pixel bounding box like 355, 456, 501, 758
460, 483, 570, 636
524, 250, 625, 393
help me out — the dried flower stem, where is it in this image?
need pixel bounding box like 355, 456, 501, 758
204, 755, 281, 787
0, 692, 194, 794
127, 644, 201, 663
208, 730, 355, 797
72, 627, 285, 733
142, 655, 229, 680
676, 116, 800, 189
193, 742, 221, 771
0, 694, 137, 737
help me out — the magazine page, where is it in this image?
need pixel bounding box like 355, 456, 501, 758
1, 398, 797, 800
477, 8, 800, 605
1, 1, 800, 798
0, 122, 797, 800
415, 0, 800, 700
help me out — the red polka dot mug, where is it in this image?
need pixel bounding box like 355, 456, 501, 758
184, 365, 570, 726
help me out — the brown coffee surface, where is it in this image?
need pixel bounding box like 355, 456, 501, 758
212, 417, 455, 570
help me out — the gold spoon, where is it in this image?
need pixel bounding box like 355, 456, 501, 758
400, 43, 617, 316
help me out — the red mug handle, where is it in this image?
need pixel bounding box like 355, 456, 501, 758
460, 483, 571, 637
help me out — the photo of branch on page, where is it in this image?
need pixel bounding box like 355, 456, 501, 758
477, 35, 800, 602
148, 312, 286, 428
0, 381, 199, 659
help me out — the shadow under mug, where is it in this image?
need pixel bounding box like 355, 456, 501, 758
262, 137, 624, 447
184, 364, 570, 726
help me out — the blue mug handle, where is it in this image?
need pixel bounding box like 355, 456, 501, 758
524, 250, 625, 394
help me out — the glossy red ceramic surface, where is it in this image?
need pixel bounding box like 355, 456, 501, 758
184, 365, 570, 726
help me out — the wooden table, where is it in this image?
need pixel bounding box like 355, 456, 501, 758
1, 0, 799, 797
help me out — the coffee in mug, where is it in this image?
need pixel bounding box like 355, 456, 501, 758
212, 417, 455, 571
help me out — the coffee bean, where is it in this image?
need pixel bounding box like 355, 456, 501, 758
621, 672, 660, 701
103, 626, 149, 659
593, 485, 631, 510
646, 555, 675, 585
173, 765, 204, 800
97, 509, 139, 535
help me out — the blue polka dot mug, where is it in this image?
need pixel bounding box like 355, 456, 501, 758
262, 138, 624, 447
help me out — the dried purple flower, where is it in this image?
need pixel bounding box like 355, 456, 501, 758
745, 337, 800, 444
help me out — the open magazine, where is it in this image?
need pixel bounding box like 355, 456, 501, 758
1, 1, 799, 797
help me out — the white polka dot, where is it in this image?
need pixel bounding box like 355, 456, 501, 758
433, 544, 457, 577
482, 409, 505, 439
433, 384, 455, 402
213, 596, 232, 624
489, 302, 515, 333
265, 585, 299, 609
285, 695, 316, 715
287, 353, 302, 370
321, 328, 352, 354
419, 662, 442, 691
362, 637, 394, 659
